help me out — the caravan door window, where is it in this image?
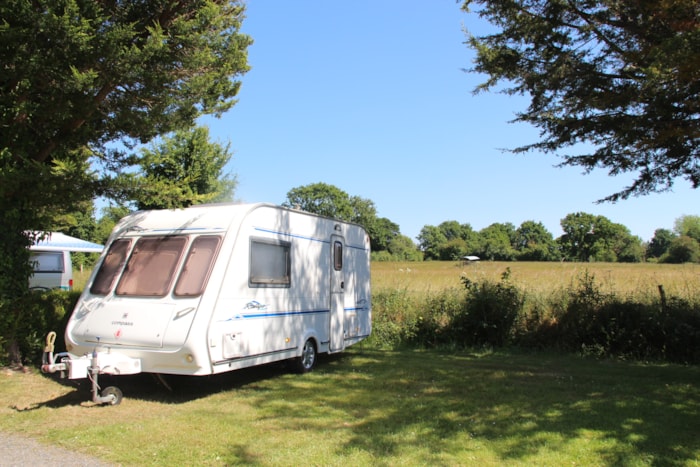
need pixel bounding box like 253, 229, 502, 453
116, 236, 187, 297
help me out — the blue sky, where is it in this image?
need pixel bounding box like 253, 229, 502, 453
202, 0, 697, 244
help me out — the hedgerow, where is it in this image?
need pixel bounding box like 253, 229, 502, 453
368, 269, 700, 364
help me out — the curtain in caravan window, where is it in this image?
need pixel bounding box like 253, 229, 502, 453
91, 239, 131, 295
116, 236, 187, 297
174, 236, 221, 297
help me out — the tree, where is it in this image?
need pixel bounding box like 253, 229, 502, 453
95, 205, 132, 245
417, 225, 448, 260
282, 182, 400, 253
370, 217, 402, 253
674, 215, 700, 243
0, 0, 251, 363
133, 126, 237, 210
514, 220, 559, 261
387, 235, 423, 261
647, 228, 677, 260
664, 235, 700, 263
417, 221, 477, 260
475, 222, 517, 261
558, 212, 643, 262
1, 0, 250, 286
283, 183, 356, 220
558, 212, 599, 261
462, 0, 700, 201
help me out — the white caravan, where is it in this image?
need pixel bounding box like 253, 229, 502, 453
42, 203, 371, 405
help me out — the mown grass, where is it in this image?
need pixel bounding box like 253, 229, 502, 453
1, 348, 699, 466
2, 261, 699, 465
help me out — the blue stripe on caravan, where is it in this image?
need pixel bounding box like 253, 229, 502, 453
240, 309, 331, 319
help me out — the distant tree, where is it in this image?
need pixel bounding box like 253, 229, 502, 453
514, 221, 558, 261
95, 205, 132, 244
589, 218, 644, 262
647, 228, 676, 260
475, 223, 517, 261
370, 217, 402, 253
462, 0, 700, 202
418, 221, 477, 260
132, 126, 236, 210
283, 183, 355, 220
559, 213, 643, 262
417, 225, 448, 260
664, 236, 700, 263
283, 183, 402, 253
438, 238, 469, 261
61, 201, 100, 270
558, 213, 598, 261
388, 235, 423, 261
674, 215, 700, 243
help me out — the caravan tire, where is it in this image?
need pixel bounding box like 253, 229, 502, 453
294, 339, 316, 374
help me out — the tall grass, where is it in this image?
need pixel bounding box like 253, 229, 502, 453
369, 262, 700, 363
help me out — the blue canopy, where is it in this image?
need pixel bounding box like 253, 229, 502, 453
30, 232, 104, 253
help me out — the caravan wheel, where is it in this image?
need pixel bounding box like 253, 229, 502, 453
294, 339, 316, 373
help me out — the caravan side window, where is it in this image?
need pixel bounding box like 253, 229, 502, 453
249, 238, 291, 287
90, 239, 131, 295
174, 236, 221, 297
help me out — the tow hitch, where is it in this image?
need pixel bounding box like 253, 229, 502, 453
42, 332, 140, 406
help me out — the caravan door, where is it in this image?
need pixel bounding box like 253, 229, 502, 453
329, 234, 345, 352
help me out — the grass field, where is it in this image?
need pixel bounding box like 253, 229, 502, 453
2, 348, 699, 466
372, 260, 700, 300
2, 261, 698, 465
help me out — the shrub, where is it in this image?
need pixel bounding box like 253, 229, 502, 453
456, 268, 524, 347
366, 288, 421, 348
369, 268, 700, 363
0, 290, 79, 366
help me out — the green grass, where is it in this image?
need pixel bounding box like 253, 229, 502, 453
2, 348, 699, 466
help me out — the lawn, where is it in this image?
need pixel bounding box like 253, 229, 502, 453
1, 348, 699, 466
3, 261, 699, 465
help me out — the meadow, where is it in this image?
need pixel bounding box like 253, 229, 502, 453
1, 261, 698, 465
371, 260, 700, 300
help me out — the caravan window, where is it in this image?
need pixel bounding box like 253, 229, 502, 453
174, 236, 221, 297
249, 238, 290, 287
333, 241, 343, 271
91, 239, 131, 295
116, 236, 187, 297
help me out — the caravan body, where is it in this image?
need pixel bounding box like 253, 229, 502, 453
44, 203, 371, 402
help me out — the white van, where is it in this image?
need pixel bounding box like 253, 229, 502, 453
29, 232, 104, 291
42, 203, 372, 405
29, 250, 73, 291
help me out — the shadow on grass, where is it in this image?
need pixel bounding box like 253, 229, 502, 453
31, 353, 347, 408
245, 349, 700, 465
23, 349, 700, 464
